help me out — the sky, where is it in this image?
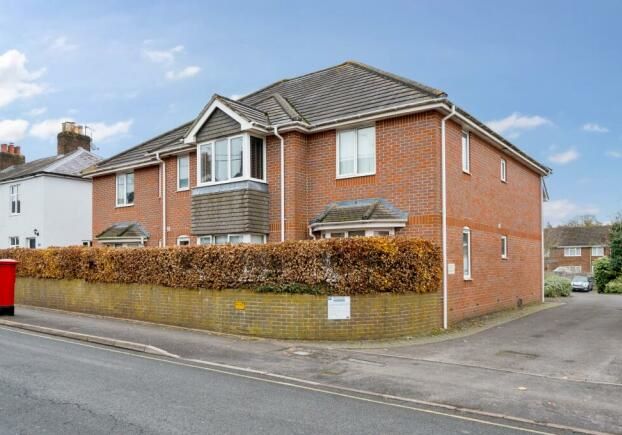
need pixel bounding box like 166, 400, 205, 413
0, 0, 621, 225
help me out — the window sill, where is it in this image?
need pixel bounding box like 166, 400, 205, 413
177, 187, 190, 192
462, 170, 471, 175
336, 172, 376, 180
116, 203, 134, 208
463, 277, 473, 281
501, 256, 508, 260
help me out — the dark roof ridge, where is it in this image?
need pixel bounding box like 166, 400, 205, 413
96, 120, 193, 167
346, 60, 447, 98
270, 93, 305, 123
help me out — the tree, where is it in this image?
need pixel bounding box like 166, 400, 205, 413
565, 214, 602, 227
610, 224, 622, 274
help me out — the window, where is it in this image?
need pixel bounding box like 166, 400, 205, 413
116, 172, 134, 206
501, 235, 508, 259
204, 234, 266, 245
177, 155, 190, 190
569, 265, 582, 273
463, 228, 472, 279
591, 246, 604, 256
9, 236, 19, 247
461, 131, 470, 173
82, 240, 92, 247
26, 237, 36, 249
9, 184, 20, 214
322, 229, 395, 238
199, 135, 257, 185
337, 126, 375, 177
198, 236, 213, 245
177, 236, 190, 246
564, 247, 581, 257
500, 159, 507, 182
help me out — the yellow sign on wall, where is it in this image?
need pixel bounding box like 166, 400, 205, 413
234, 300, 246, 310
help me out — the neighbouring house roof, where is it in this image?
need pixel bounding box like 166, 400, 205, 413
87, 61, 551, 176
96, 222, 150, 240
0, 148, 101, 183
310, 199, 407, 230
545, 225, 611, 248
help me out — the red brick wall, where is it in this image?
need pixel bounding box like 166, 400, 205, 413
545, 246, 610, 273
92, 166, 162, 246
445, 119, 543, 323
163, 153, 195, 245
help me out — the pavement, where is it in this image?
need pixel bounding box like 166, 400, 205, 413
1, 292, 621, 434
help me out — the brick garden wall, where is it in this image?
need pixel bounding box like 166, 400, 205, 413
16, 278, 442, 340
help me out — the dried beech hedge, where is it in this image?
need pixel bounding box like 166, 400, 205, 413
0, 237, 441, 295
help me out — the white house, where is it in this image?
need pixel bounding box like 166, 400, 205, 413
0, 123, 101, 249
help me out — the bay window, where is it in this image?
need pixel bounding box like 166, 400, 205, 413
116, 172, 134, 207
198, 134, 265, 185
337, 126, 375, 177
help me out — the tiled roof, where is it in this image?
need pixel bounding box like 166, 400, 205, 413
90, 60, 549, 175
311, 199, 407, 225
545, 225, 611, 247
0, 148, 101, 183
96, 222, 150, 240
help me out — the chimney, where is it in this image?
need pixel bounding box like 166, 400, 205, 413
57, 121, 92, 155
0, 142, 26, 170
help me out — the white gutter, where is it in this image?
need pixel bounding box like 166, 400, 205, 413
441, 104, 456, 330
155, 152, 167, 247
274, 125, 285, 242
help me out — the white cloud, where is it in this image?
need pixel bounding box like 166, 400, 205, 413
606, 150, 622, 159
582, 123, 608, 133
0, 119, 29, 142
548, 148, 579, 165
30, 117, 73, 140
0, 49, 46, 107
49, 36, 78, 52
165, 66, 201, 81
486, 113, 551, 137
25, 107, 47, 117
88, 120, 133, 142
143, 45, 184, 64
544, 199, 599, 226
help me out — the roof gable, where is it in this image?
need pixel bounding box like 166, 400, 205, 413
196, 108, 241, 143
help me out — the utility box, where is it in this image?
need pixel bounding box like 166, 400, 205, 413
0, 259, 18, 316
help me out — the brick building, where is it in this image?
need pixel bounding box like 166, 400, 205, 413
84, 61, 551, 325
545, 225, 611, 274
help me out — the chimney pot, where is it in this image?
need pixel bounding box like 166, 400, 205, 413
7, 144, 15, 154
14, 146, 21, 156
1, 144, 7, 153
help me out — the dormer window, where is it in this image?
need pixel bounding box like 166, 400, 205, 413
198, 134, 265, 186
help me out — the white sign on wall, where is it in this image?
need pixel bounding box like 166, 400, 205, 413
327, 296, 351, 320
447, 263, 456, 275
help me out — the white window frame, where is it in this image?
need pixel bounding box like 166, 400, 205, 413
336, 126, 376, 179
463, 227, 472, 280
198, 234, 266, 245
9, 184, 20, 215
196, 134, 266, 187
500, 159, 507, 182
177, 154, 190, 191
116, 172, 134, 207
176, 235, 191, 246
9, 236, 19, 247
591, 246, 604, 257
322, 229, 394, 239
501, 235, 508, 259
461, 131, 471, 174
564, 247, 581, 257
197, 235, 213, 245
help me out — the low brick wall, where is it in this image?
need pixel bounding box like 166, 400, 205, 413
15, 278, 442, 340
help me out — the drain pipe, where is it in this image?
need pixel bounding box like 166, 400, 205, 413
274, 126, 285, 242
155, 152, 166, 246
441, 104, 456, 330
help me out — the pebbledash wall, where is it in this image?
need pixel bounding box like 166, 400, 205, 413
15, 278, 442, 340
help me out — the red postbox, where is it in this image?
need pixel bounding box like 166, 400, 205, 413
0, 259, 18, 316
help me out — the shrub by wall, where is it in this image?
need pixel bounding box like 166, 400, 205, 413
544, 274, 571, 298
0, 237, 441, 295
593, 257, 616, 292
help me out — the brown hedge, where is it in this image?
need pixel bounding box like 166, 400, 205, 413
0, 237, 441, 295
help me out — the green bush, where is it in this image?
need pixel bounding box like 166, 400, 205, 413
0, 237, 442, 296
593, 257, 616, 292
544, 275, 572, 297
604, 276, 622, 294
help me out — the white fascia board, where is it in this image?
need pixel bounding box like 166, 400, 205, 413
82, 160, 158, 178
183, 99, 254, 144
309, 220, 407, 232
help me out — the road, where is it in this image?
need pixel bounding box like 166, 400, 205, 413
0, 327, 559, 435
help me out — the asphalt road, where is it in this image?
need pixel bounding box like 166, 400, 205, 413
0, 327, 555, 435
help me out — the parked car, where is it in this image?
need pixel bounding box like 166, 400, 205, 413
571, 275, 593, 292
